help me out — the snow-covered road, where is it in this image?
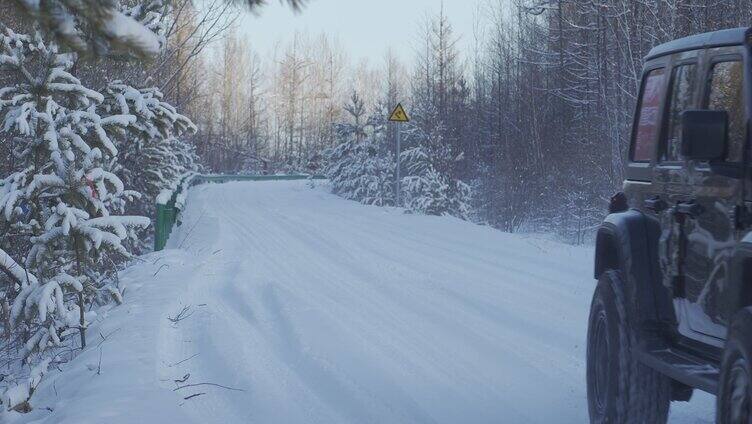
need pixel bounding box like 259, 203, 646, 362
15, 180, 715, 423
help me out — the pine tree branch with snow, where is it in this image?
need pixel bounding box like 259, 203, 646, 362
10, 0, 305, 59
102, 82, 198, 216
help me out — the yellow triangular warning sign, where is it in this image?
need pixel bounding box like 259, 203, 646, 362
389, 103, 410, 122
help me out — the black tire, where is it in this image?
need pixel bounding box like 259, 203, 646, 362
717, 308, 752, 424
586, 270, 671, 423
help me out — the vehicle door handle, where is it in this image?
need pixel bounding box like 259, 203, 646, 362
675, 200, 704, 218
644, 196, 668, 213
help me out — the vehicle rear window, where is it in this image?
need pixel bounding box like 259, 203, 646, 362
662, 64, 697, 162
632, 68, 665, 162
706, 61, 745, 161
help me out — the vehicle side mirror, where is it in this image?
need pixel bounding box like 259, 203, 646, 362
681, 110, 728, 161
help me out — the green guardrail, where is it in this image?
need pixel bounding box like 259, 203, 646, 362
154, 174, 326, 251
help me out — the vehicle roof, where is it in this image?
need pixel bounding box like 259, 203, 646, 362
646, 27, 750, 60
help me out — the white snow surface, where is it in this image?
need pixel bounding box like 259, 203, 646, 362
7, 180, 715, 423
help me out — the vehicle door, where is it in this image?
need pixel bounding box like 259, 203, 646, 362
651, 52, 701, 313
679, 47, 747, 346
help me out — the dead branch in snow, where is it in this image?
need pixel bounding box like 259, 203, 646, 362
174, 382, 246, 392
168, 354, 200, 367
183, 392, 206, 400
168, 306, 194, 323
153, 264, 170, 277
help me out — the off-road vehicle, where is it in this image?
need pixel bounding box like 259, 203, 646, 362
587, 27, 752, 423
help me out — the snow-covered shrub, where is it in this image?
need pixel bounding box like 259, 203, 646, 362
402, 167, 472, 219
325, 92, 472, 215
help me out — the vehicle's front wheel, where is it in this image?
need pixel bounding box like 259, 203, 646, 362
717, 308, 752, 423
586, 270, 671, 423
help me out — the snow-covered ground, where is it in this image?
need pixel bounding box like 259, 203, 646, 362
8, 180, 715, 423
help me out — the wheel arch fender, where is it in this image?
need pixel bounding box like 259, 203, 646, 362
594, 210, 674, 325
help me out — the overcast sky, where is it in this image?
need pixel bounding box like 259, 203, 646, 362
235, 0, 484, 65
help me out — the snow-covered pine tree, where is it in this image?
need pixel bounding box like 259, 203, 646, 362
360, 105, 396, 206
400, 98, 471, 218
324, 92, 395, 206
326, 92, 368, 200
0, 28, 149, 395
103, 82, 198, 216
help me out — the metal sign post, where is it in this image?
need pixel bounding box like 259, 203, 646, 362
396, 124, 402, 207
388, 103, 409, 207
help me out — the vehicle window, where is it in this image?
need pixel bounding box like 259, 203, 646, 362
662, 64, 697, 162
632, 68, 665, 162
706, 61, 745, 161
